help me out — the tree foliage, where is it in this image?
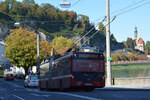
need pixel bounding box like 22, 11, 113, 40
98, 22, 106, 34
145, 41, 150, 55
51, 36, 73, 55
4, 27, 51, 71
125, 37, 135, 50
0, 0, 92, 38
0, 0, 122, 55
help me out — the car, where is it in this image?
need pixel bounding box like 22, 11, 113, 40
4, 74, 15, 81
24, 75, 39, 88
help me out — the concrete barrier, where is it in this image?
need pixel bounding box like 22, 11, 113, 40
114, 77, 150, 86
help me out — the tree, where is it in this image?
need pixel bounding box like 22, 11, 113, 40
111, 54, 119, 62
51, 36, 73, 55
23, 0, 35, 5
0, 2, 9, 13
125, 37, 135, 50
98, 22, 106, 34
4, 27, 51, 72
145, 41, 150, 55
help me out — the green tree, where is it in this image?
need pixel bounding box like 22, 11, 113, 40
51, 36, 73, 55
0, 2, 9, 13
125, 37, 135, 51
145, 41, 150, 49
23, 0, 35, 5
98, 22, 106, 34
111, 54, 119, 62
145, 41, 150, 55
4, 27, 51, 72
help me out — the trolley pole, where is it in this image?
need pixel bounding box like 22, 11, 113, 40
106, 0, 112, 86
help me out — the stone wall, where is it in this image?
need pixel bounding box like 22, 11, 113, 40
113, 77, 150, 86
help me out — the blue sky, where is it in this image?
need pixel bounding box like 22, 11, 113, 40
19, 0, 150, 43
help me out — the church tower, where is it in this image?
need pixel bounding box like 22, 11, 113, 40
134, 26, 138, 45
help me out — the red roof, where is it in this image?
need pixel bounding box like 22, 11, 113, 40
138, 38, 144, 44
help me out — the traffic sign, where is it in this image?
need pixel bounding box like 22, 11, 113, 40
107, 57, 112, 61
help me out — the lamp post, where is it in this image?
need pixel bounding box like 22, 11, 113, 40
36, 31, 40, 75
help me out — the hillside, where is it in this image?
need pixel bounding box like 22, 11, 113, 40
0, 0, 123, 52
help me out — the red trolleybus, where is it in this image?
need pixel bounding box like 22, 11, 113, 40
39, 52, 105, 91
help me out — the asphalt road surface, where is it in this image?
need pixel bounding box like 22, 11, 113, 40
0, 78, 150, 100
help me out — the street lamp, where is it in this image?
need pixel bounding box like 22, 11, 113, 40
36, 31, 40, 75
60, 0, 71, 8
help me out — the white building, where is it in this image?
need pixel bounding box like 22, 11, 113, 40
134, 26, 145, 52
0, 41, 11, 69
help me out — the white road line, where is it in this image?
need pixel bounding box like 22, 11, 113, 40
31, 93, 50, 97
13, 95, 25, 100
54, 92, 100, 100
0, 97, 4, 100
26, 89, 101, 100
31, 93, 41, 96
42, 95, 50, 97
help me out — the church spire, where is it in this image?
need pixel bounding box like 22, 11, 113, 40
134, 26, 138, 40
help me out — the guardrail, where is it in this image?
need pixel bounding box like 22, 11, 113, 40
111, 60, 150, 65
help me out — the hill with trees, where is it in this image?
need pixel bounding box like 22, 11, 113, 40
0, 0, 123, 52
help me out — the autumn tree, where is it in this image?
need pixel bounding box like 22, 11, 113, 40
4, 27, 51, 72
51, 36, 73, 55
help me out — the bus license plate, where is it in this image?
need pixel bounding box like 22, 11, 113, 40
85, 83, 93, 86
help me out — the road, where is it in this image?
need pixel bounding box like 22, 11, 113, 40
0, 78, 150, 100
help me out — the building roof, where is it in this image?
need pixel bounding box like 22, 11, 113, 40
138, 38, 144, 44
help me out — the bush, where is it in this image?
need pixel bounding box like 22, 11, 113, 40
0, 70, 4, 78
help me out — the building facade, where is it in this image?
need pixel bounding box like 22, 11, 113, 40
134, 26, 145, 52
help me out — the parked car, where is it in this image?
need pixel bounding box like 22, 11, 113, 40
24, 75, 39, 88
4, 74, 15, 81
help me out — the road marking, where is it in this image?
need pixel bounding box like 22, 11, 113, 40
31, 93, 50, 97
13, 95, 25, 100
0, 97, 4, 100
31, 93, 41, 96
54, 92, 100, 100
42, 95, 50, 97
26, 89, 101, 100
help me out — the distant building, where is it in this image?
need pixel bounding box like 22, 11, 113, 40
0, 41, 11, 69
134, 26, 145, 52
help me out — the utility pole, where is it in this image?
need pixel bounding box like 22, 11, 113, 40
37, 31, 40, 75
106, 0, 112, 86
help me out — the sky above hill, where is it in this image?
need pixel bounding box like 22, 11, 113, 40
18, 0, 150, 43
